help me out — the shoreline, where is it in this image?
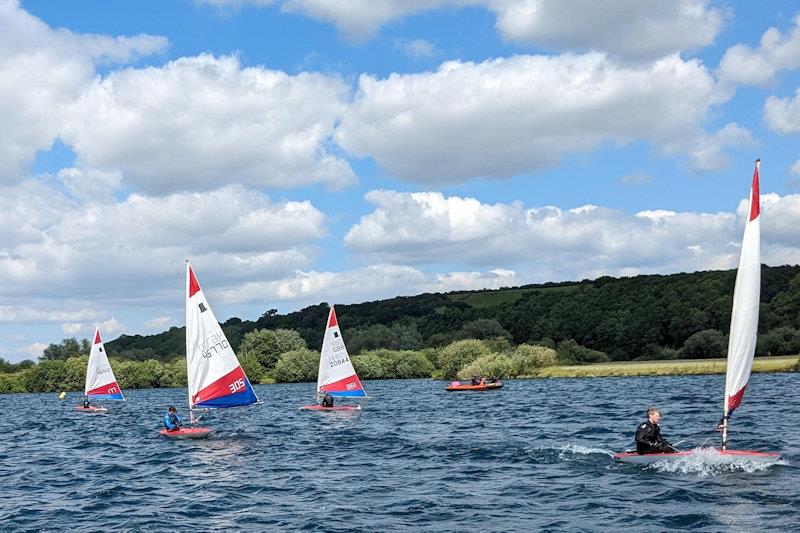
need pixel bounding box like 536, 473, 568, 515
2, 356, 798, 395
529, 355, 800, 379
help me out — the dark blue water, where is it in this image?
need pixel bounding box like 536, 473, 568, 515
1, 373, 797, 531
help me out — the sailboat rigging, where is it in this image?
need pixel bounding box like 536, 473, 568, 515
75, 328, 123, 413
300, 305, 365, 411
160, 261, 258, 438
615, 159, 780, 464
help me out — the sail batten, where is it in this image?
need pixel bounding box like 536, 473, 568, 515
185, 262, 257, 410
724, 160, 761, 418
317, 306, 365, 397
84, 327, 124, 400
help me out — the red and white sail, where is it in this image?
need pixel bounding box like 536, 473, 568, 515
84, 328, 124, 400
724, 160, 761, 416
186, 262, 257, 409
317, 306, 365, 397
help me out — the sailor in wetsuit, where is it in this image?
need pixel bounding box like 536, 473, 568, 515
163, 406, 182, 431
320, 393, 334, 407
635, 407, 673, 454
82, 397, 91, 409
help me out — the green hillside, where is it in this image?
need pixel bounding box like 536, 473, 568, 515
102, 264, 800, 362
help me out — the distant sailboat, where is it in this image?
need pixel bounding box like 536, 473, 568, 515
75, 328, 123, 413
160, 261, 258, 438
615, 159, 780, 464
300, 305, 365, 411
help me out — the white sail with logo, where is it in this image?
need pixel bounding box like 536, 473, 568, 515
185, 261, 257, 409
84, 328, 124, 400
317, 305, 365, 397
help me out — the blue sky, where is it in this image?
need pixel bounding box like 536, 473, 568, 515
2, 0, 800, 361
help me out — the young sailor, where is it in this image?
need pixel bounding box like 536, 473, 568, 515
635, 407, 673, 454
320, 393, 334, 407
163, 406, 183, 431
82, 397, 91, 409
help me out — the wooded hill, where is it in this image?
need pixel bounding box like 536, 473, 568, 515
106, 264, 800, 362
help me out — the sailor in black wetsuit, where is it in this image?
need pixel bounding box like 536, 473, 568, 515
635, 407, 673, 454
320, 393, 334, 407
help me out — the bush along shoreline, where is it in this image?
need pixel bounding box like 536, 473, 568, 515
1, 328, 798, 394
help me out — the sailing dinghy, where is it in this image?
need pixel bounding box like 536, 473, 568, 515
615, 160, 780, 465
300, 305, 365, 411
160, 261, 258, 438
75, 328, 123, 413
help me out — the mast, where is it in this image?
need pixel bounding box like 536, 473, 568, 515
186, 259, 194, 425
722, 158, 761, 450
722, 394, 729, 451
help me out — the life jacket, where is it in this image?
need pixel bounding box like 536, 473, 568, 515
164, 412, 181, 430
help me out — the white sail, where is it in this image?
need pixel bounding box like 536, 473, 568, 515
724, 160, 761, 419
185, 262, 257, 409
84, 328, 124, 400
317, 306, 365, 397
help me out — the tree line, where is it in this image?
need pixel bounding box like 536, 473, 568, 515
2, 264, 800, 393
0, 332, 562, 393
106, 264, 800, 362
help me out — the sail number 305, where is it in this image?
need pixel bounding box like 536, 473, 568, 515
229, 378, 246, 393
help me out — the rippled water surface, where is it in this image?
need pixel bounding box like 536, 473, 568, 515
1, 373, 798, 531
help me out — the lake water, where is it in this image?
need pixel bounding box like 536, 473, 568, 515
1, 373, 797, 531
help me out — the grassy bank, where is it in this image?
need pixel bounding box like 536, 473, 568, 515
532, 355, 800, 379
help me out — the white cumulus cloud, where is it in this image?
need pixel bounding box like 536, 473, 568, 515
337, 53, 720, 184
493, 0, 726, 61
763, 88, 800, 134
717, 14, 800, 87
0, 306, 100, 323
0, 0, 166, 181
62, 54, 355, 193
144, 316, 173, 330
218, 263, 521, 306
197, 0, 725, 60
345, 189, 800, 279
678, 122, 759, 172
24, 342, 48, 358
396, 38, 437, 58
61, 322, 83, 335
97, 317, 125, 336
0, 181, 326, 307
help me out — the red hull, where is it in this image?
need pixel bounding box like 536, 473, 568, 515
446, 382, 503, 391
159, 427, 212, 439
299, 405, 362, 411
614, 449, 780, 464
74, 405, 108, 413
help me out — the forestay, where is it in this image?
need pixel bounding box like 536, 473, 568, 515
84, 328, 124, 400
186, 262, 257, 409
317, 306, 365, 397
